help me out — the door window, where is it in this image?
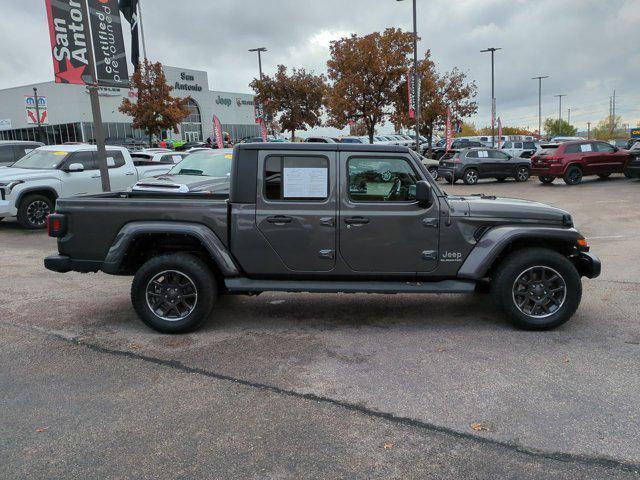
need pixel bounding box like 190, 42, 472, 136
65, 151, 97, 170
514, 142, 523, 149
466, 150, 479, 158
264, 155, 329, 201
489, 150, 510, 159
502, 142, 512, 149
594, 142, 615, 153
523, 142, 536, 149
347, 157, 418, 202
105, 151, 126, 168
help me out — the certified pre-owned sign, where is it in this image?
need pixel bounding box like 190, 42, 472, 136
44, 0, 129, 87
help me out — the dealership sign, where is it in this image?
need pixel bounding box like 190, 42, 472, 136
24, 96, 48, 125
45, 0, 129, 87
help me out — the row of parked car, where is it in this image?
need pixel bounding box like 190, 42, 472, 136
417, 139, 639, 186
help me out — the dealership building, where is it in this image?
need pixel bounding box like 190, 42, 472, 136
0, 66, 260, 144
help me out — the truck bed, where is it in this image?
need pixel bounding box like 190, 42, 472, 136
54, 192, 229, 263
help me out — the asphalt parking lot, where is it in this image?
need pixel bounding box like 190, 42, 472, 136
1, 174, 639, 479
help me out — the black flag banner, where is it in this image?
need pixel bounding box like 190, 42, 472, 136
87, 0, 130, 86
118, 0, 140, 69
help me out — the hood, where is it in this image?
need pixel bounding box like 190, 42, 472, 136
0, 167, 59, 183
448, 194, 570, 224
132, 174, 229, 194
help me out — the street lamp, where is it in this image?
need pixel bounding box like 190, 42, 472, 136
554, 94, 566, 122
33, 87, 43, 143
396, 0, 420, 152
248, 47, 267, 80
480, 47, 501, 147
531, 76, 548, 138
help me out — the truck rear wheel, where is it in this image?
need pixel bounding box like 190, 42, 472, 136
131, 253, 217, 334
490, 248, 582, 330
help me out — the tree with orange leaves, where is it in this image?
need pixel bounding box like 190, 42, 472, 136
119, 60, 190, 145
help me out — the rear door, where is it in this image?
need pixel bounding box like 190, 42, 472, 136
256, 150, 337, 272
339, 152, 439, 273
106, 150, 138, 191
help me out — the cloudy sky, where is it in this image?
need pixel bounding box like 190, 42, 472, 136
2, 0, 639, 135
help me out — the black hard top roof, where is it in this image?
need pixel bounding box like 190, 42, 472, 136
236, 142, 410, 153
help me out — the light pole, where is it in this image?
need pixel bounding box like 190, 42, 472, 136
554, 94, 566, 122
248, 47, 267, 80
32, 87, 43, 144
567, 108, 571, 125
481, 47, 501, 146
531, 76, 548, 138
397, 0, 420, 152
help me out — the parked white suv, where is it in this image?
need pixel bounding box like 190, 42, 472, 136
0, 145, 172, 228
501, 140, 539, 158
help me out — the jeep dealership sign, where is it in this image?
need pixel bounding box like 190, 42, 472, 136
45, 0, 129, 87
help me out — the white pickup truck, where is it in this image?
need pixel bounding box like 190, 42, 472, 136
0, 144, 172, 228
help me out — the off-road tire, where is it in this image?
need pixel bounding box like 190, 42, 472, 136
463, 168, 479, 185
563, 165, 583, 185
490, 247, 582, 330
131, 253, 217, 334
17, 194, 53, 229
539, 175, 555, 184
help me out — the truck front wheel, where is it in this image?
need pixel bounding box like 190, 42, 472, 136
131, 253, 217, 333
490, 248, 582, 330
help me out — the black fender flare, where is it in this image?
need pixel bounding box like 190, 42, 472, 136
457, 226, 582, 280
15, 187, 59, 210
101, 221, 241, 276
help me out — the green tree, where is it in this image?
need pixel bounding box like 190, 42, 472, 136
119, 60, 190, 144
590, 115, 624, 140
325, 28, 415, 143
543, 118, 577, 137
251, 65, 327, 141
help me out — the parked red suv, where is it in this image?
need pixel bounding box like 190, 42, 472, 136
530, 140, 631, 185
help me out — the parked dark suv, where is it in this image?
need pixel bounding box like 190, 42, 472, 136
438, 147, 531, 185
0, 141, 44, 166
432, 140, 484, 160
530, 141, 631, 185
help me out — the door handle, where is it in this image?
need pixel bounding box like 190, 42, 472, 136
91, 174, 101, 178
125, 171, 135, 176
344, 216, 370, 225
266, 215, 292, 224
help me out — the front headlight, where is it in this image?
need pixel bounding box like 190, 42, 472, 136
0, 180, 24, 194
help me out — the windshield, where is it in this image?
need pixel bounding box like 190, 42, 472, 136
11, 149, 68, 169
167, 151, 232, 177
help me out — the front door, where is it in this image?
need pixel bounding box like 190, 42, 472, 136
487, 149, 514, 176
59, 151, 100, 197
339, 153, 439, 273
256, 151, 337, 272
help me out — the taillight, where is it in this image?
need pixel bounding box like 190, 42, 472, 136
46, 213, 67, 237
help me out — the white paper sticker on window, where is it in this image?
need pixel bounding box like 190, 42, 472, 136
580, 144, 592, 152
172, 155, 182, 163
106, 157, 115, 167
283, 167, 328, 198
479, 151, 489, 158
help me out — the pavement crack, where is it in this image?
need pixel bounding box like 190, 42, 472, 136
3, 320, 640, 475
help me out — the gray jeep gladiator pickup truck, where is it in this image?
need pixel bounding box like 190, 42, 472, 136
44, 143, 601, 333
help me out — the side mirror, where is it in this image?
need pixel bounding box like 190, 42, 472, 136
613, 147, 619, 152
66, 163, 84, 172
415, 180, 433, 208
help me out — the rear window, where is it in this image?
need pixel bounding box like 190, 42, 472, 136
539, 145, 559, 155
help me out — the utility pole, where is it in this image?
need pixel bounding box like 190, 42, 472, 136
481, 47, 501, 146
587, 121, 591, 139
567, 108, 571, 125
248, 47, 267, 80
79, 0, 110, 192
532, 76, 548, 138
554, 94, 566, 122
397, 0, 421, 152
